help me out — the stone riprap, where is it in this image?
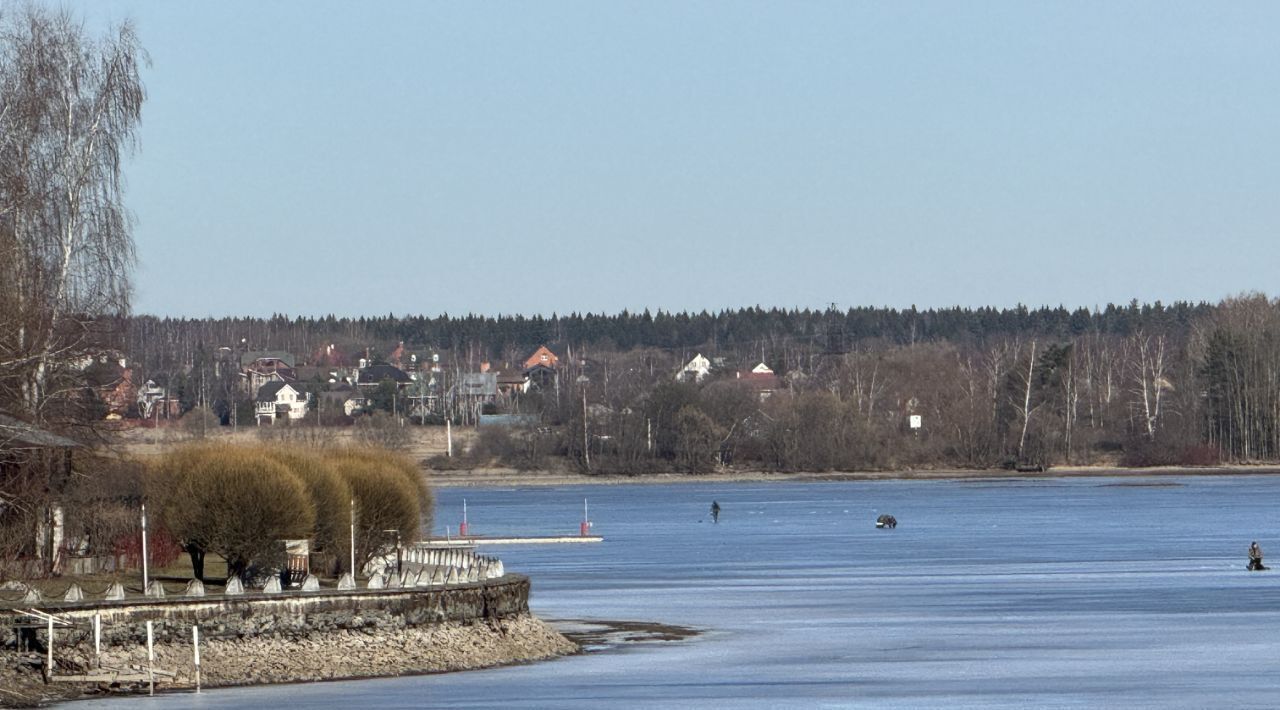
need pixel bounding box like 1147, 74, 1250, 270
0, 575, 575, 707
0, 575, 531, 648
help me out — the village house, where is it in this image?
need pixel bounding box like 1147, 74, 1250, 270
255, 381, 310, 424
136, 379, 180, 420
240, 351, 298, 394
83, 355, 136, 420
736, 362, 781, 399
677, 353, 713, 383
495, 366, 530, 396
316, 385, 366, 418
450, 371, 498, 425
0, 412, 80, 574
356, 362, 414, 389
523, 345, 560, 370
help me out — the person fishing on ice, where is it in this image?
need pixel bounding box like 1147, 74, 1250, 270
1248, 541, 1266, 571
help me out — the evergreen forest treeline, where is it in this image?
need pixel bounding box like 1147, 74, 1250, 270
128, 300, 1213, 366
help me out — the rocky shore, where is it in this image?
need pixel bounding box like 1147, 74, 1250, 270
0, 614, 577, 707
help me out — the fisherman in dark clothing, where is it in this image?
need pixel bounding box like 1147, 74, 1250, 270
710, 501, 721, 524
1248, 541, 1266, 571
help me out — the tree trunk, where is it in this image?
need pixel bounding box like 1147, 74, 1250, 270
187, 545, 205, 582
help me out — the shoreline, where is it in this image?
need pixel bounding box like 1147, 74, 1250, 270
425, 464, 1280, 488
0, 614, 576, 708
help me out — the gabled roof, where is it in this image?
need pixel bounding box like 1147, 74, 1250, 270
495, 369, 529, 385
357, 363, 413, 385
256, 381, 301, 402
240, 351, 296, 368
523, 345, 560, 369
0, 413, 80, 449
454, 372, 498, 397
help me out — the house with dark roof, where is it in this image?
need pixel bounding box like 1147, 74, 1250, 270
241, 353, 298, 395
356, 363, 414, 389
495, 367, 530, 396
0, 413, 80, 574
256, 382, 310, 424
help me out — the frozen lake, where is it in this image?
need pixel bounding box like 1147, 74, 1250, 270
76, 476, 1280, 709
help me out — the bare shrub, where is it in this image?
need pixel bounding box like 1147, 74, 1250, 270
352, 411, 411, 451
61, 454, 145, 558
256, 423, 333, 449
180, 406, 220, 439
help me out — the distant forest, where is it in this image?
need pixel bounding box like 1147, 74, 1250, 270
122, 295, 1280, 472
128, 300, 1213, 362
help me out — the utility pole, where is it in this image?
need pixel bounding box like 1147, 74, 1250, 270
582, 386, 590, 471
140, 504, 150, 593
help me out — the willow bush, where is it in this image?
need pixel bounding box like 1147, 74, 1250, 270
329, 447, 432, 571
150, 443, 431, 581
261, 446, 352, 574
150, 443, 313, 581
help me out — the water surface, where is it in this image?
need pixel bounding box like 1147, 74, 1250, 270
76, 476, 1280, 709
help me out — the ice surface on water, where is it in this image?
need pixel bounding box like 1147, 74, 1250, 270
72, 476, 1280, 709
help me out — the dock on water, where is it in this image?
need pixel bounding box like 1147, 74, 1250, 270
423, 535, 603, 546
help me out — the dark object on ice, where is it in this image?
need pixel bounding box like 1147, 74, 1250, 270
710, 501, 720, 524
876, 514, 897, 529
1248, 541, 1267, 571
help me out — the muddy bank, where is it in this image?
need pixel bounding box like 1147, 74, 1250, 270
426, 464, 1280, 487
0, 614, 576, 707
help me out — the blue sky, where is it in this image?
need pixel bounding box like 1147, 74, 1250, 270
74, 1, 1280, 318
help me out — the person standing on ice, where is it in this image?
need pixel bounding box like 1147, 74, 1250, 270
710, 501, 721, 524
1248, 541, 1266, 571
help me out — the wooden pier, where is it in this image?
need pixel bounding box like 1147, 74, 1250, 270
423, 535, 603, 546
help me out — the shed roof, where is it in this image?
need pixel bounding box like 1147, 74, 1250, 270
0, 413, 81, 449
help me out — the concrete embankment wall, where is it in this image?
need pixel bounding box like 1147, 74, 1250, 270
0, 575, 530, 647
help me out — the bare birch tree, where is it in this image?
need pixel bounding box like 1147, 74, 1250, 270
1126, 331, 1170, 440
0, 6, 145, 422
1010, 339, 1040, 462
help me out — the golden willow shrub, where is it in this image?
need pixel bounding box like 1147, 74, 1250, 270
150, 443, 431, 580
261, 446, 352, 573
150, 443, 314, 581
329, 447, 433, 570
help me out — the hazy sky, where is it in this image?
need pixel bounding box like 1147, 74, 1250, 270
74, 1, 1280, 318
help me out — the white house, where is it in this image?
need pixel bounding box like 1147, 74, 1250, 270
678, 354, 713, 383
256, 382, 310, 424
